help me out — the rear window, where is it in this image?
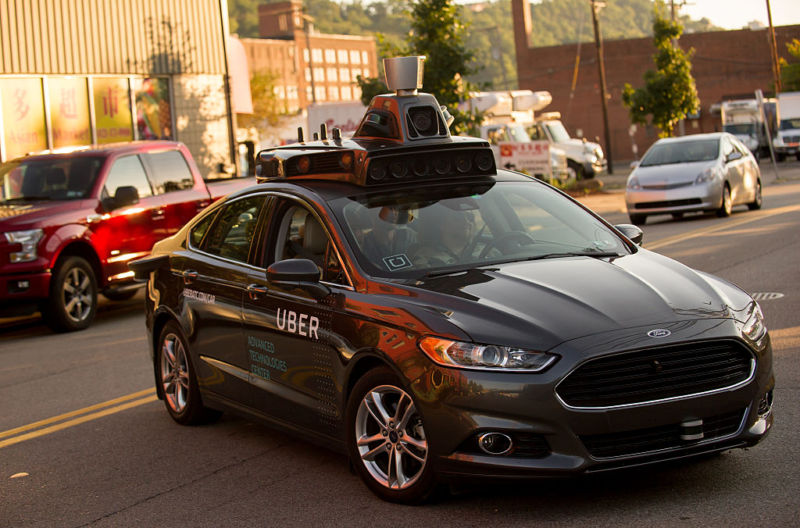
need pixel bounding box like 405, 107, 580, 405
142, 150, 195, 194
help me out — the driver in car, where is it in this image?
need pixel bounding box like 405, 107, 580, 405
412, 204, 477, 267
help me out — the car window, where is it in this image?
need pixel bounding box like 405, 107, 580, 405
330, 179, 629, 279
722, 137, 735, 159
189, 211, 217, 248
201, 196, 265, 263
103, 155, 153, 200
142, 150, 195, 194
271, 202, 348, 286
0, 156, 103, 202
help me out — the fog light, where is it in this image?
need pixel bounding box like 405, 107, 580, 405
757, 390, 773, 416
478, 432, 513, 455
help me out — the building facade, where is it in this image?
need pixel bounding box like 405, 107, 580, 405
511, 0, 800, 163
0, 0, 236, 178
241, 0, 377, 112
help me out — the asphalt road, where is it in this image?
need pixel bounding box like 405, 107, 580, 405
1, 163, 798, 527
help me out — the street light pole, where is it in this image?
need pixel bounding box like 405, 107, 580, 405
591, 0, 613, 174
766, 0, 782, 94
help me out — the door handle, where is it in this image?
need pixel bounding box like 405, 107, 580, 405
247, 283, 269, 300
182, 270, 198, 284
151, 209, 166, 221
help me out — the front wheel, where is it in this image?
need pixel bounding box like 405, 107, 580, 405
157, 321, 221, 425
717, 185, 732, 217
346, 367, 438, 504
748, 180, 763, 210
43, 256, 97, 332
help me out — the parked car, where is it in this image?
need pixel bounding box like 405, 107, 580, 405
131, 77, 773, 504
625, 132, 763, 225
0, 141, 252, 332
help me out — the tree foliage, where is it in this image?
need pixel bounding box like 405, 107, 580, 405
622, 3, 700, 137
779, 39, 800, 92
236, 70, 283, 129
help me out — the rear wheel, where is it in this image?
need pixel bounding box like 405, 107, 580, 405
629, 213, 647, 226
157, 321, 221, 425
716, 185, 732, 217
43, 256, 97, 332
346, 367, 438, 504
748, 180, 763, 210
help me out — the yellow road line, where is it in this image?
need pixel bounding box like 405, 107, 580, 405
0, 395, 158, 450
0, 388, 156, 440
646, 204, 800, 251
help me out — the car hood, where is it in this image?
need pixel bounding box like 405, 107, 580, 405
0, 200, 88, 229
401, 250, 751, 351
633, 160, 714, 185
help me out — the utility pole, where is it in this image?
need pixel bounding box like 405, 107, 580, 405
590, 0, 613, 174
766, 0, 782, 94
302, 8, 317, 104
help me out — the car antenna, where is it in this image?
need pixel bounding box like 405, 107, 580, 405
320, 123, 328, 141
332, 127, 342, 142
297, 127, 305, 143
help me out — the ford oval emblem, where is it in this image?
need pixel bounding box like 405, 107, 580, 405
647, 329, 671, 338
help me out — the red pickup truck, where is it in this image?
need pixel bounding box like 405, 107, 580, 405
0, 141, 252, 332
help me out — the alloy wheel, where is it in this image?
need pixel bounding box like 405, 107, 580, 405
160, 333, 190, 414
355, 385, 428, 490
62, 267, 93, 323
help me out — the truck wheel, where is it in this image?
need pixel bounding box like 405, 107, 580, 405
43, 256, 97, 332
567, 160, 585, 180
346, 367, 439, 504
716, 185, 733, 217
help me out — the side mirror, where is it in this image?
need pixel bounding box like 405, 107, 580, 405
104, 185, 139, 210
614, 224, 644, 246
267, 258, 330, 300
725, 151, 743, 163
629, 160, 640, 169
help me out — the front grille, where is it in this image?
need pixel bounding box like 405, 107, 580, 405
581, 410, 744, 458
634, 198, 702, 209
556, 340, 753, 408
642, 181, 693, 190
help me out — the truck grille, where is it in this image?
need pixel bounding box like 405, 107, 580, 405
556, 340, 754, 408
581, 409, 744, 458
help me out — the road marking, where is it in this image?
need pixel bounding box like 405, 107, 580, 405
646, 204, 800, 250
0, 389, 157, 449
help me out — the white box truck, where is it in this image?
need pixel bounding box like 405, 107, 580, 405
775, 92, 800, 161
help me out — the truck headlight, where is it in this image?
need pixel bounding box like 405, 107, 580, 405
419, 336, 558, 371
5, 228, 44, 263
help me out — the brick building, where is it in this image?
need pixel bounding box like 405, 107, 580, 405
511, 0, 800, 164
240, 0, 378, 112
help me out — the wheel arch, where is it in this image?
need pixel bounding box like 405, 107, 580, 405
51, 241, 103, 287
343, 352, 401, 406
151, 308, 183, 400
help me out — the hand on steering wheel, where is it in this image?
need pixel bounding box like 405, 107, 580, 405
479, 231, 535, 258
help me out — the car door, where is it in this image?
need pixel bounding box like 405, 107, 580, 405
95, 154, 160, 281
177, 193, 268, 402
732, 137, 760, 202
241, 195, 351, 437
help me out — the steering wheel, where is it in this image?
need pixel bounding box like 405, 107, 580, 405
479, 231, 535, 258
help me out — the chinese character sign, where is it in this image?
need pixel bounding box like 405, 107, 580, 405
49, 77, 91, 148
93, 78, 133, 144
0, 78, 47, 159
498, 140, 551, 177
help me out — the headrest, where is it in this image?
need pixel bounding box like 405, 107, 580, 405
303, 214, 327, 254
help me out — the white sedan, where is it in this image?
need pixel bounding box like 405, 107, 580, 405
625, 132, 762, 225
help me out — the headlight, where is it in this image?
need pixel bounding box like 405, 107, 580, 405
739, 302, 768, 349
4, 228, 44, 263
419, 336, 558, 371
627, 175, 641, 190
695, 167, 716, 184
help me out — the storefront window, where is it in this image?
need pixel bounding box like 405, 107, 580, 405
93, 77, 133, 144
0, 78, 47, 159
133, 77, 173, 140
48, 77, 91, 148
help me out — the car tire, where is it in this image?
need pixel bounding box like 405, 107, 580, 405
103, 288, 140, 302
43, 256, 97, 332
568, 160, 586, 180
629, 213, 646, 226
747, 180, 763, 211
156, 321, 222, 425
346, 367, 438, 504
716, 185, 733, 217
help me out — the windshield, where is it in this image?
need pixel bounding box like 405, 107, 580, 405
543, 121, 571, 143
330, 179, 629, 279
780, 118, 800, 131
0, 156, 103, 202
723, 123, 756, 135
639, 138, 719, 167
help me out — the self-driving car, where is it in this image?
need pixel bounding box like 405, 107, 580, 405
131, 57, 773, 504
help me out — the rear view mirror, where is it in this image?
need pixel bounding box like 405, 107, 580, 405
614, 224, 644, 246
725, 151, 743, 163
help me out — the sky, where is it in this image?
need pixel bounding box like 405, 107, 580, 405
680, 0, 800, 29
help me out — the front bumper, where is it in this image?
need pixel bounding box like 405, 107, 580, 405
625, 180, 722, 216
583, 159, 607, 177
0, 270, 51, 316
411, 321, 773, 479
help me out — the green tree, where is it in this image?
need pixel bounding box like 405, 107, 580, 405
227, 0, 260, 37
357, 0, 482, 135
237, 70, 284, 129
622, 3, 699, 137
779, 39, 800, 91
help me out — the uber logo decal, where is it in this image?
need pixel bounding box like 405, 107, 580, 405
277, 307, 319, 339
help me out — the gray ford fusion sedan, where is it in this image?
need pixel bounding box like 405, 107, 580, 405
131, 57, 774, 504
625, 132, 763, 225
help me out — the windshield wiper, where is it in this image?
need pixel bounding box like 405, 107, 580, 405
521, 251, 622, 262
424, 266, 495, 279
1, 195, 51, 203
